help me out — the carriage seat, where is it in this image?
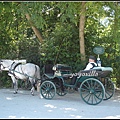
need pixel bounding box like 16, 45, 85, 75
53, 64, 71, 71
92, 66, 113, 72
53, 64, 72, 77
43, 64, 54, 79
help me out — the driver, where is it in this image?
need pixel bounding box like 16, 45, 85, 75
84, 55, 97, 70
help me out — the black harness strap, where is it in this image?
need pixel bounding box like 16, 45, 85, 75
8, 62, 22, 78
34, 65, 37, 80
30, 65, 37, 88
90, 63, 97, 69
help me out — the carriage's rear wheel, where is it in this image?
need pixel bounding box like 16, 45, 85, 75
80, 78, 105, 105
102, 77, 115, 100
56, 84, 67, 96
40, 81, 56, 100
56, 88, 67, 96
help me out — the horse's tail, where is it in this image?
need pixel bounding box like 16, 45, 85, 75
31, 65, 41, 88
35, 65, 41, 80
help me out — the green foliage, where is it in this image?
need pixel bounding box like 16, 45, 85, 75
0, 71, 12, 88
0, 1, 120, 88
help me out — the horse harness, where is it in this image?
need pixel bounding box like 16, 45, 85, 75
8, 62, 23, 79
8, 62, 38, 80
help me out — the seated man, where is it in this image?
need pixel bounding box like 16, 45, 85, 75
84, 55, 97, 70
71, 55, 97, 85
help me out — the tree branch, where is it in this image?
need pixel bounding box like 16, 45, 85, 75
25, 13, 43, 43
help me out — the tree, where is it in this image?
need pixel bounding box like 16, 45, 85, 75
79, 2, 86, 61
1, 1, 120, 87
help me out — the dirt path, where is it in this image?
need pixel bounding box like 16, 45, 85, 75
0, 88, 120, 119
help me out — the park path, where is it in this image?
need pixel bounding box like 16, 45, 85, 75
0, 88, 120, 119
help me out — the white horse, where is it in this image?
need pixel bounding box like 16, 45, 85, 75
0, 59, 41, 95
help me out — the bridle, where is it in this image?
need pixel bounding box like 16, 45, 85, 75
0, 60, 15, 72
0, 60, 5, 71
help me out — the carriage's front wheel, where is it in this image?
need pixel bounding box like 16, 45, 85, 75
80, 78, 105, 105
40, 81, 56, 100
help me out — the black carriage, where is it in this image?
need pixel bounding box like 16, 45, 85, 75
39, 63, 115, 105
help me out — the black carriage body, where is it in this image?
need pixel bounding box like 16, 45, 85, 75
40, 64, 115, 105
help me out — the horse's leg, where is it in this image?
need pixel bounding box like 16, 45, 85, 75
29, 78, 36, 96
31, 85, 35, 96
11, 76, 18, 94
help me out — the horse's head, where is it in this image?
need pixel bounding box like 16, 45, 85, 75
0, 59, 14, 71
0, 60, 4, 72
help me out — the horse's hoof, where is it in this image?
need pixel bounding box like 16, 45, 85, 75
31, 91, 34, 96
14, 92, 17, 94
31, 93, 34, 96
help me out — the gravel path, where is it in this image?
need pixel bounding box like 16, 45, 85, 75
0, 88, 120, 119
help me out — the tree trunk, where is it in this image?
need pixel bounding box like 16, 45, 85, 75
25, 13, 43, 43
79, 2, 86, 61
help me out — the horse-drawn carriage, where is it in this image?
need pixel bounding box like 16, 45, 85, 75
0, 45, 115, 105
0, 59, 115, 105
40, 63, 115, 105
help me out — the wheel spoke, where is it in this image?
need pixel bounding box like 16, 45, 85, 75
40, 81, 56, 100
103, 77, 115, 100
80, 78, 105, 105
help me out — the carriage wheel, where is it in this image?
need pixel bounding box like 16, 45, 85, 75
56, 88, 67, 96
40, 81, 56, 100
80, 78, 105, 105
103, 77, 115, 100
55, 80, 67, 96
56, 85, 67, 96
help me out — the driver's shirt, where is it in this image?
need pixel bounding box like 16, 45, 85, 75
84, 62, 97, 70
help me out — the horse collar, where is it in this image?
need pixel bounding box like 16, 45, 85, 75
9, 62, 22, 74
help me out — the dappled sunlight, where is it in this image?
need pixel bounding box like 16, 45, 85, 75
48, 110, 53, 112
44, 104, 57, 108
19, 90, 24, 93
6, 97, 13, 100
61, 107, 77, 111
111, 90, 120, 103
105, 115, 120, 119
44, 104, 57, 113
70, 115, 82, 118
8, 116, 28, 119
9, 116, 16, 118
39, 94, 43, 99
113, 99, 120, 103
